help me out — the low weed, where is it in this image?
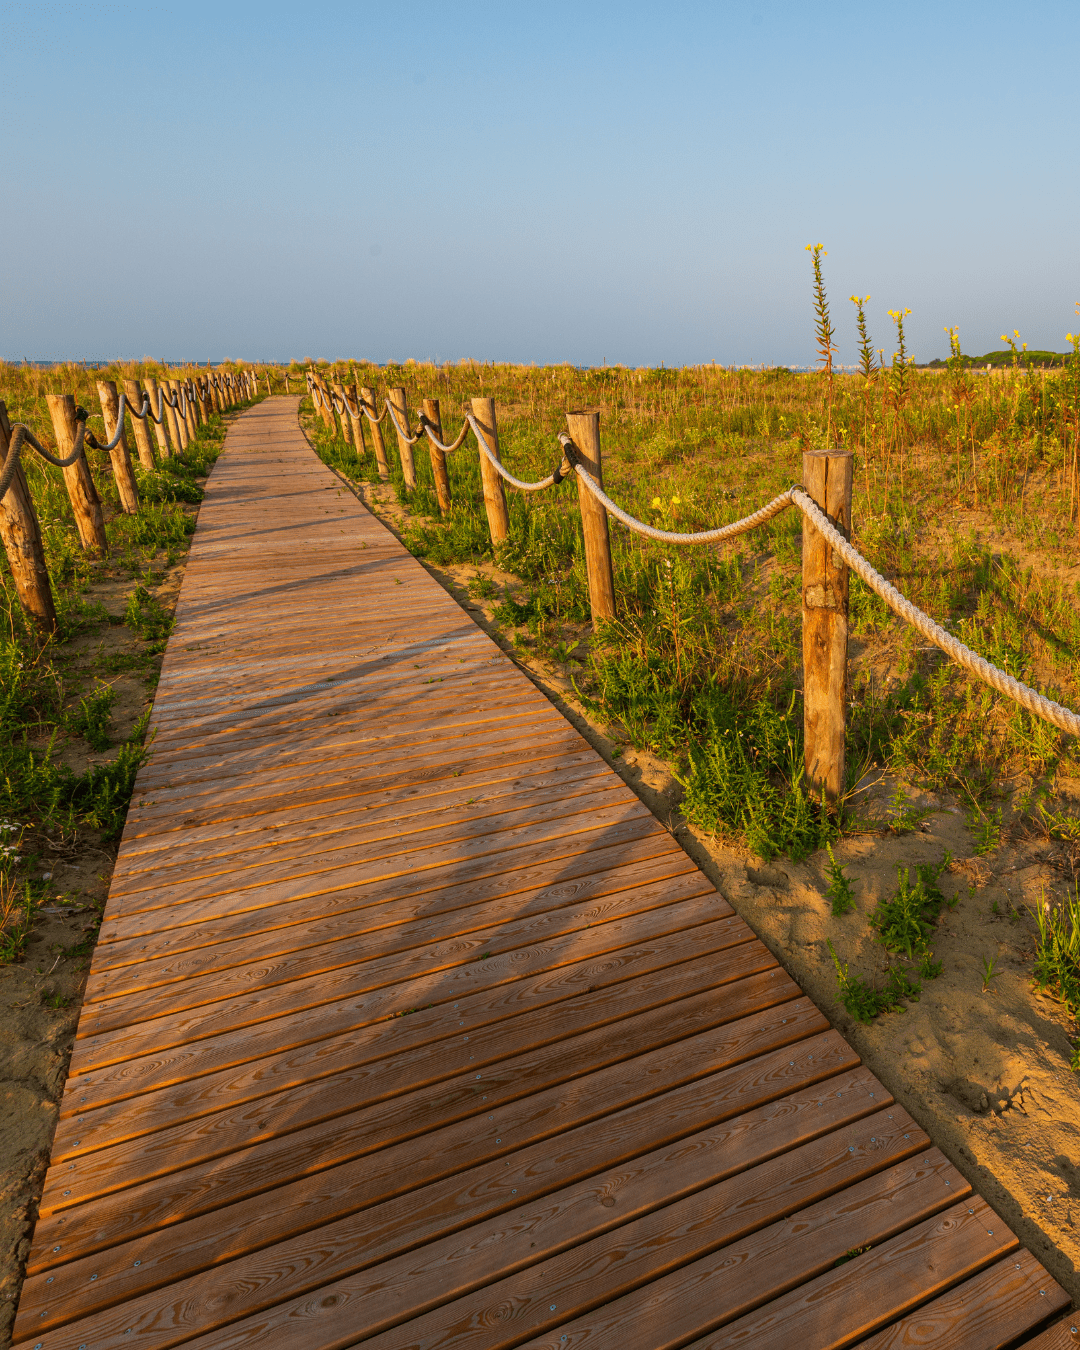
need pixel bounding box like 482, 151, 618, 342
0, 873, 34, 964
467, 572, 500, 600
74, 711, 153, 839
125, 585, 175, 651
884, 788, 933, 835
65, 683, 114, 752
871, 855, 954, 959
680, 690, 835, 862
967, 801, 1003, 855
827, 939, 920, 1023
824, 843, 857, 915
1031, 887, 1080, 1032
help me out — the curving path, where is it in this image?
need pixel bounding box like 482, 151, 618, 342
13, 398, 1073, 1350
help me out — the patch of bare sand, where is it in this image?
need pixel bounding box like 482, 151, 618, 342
351, 472, 1080, 1306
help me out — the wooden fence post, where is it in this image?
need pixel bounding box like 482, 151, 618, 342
122, 379, 157, 470
331, 383, 351, 442
387, 387, 417, 488
314, 375, 335, 432
0, 402, 57, 632
183, 380, 199, 439
422, 398, 452, 515
801, 448, 854, 805
165, 380, 188, 450
470, 397, 510, 544
46, 394, 107, 552
350, 382, 370, 459
565, 409, 615, 625
143, 376, 172, 458
360, 387, 389, 479
96, 380, 140, 513
265, 371, 272, 396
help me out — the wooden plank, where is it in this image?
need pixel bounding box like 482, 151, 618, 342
854, 1249, 1070, 1350
96, 796, 663, 941
87, 849, 704, 1015
46, 967, 807, 1223
58, 920, 747, 1152
106, 774, 631, 907
130, 1068, 893, 1350
1012, 1319, 1080, 1349
485, 1160, 976, 1350
18, 1034, 863, 1345
114, 748, 607, 864
77, 885, 729, 1050
56, 925, 769, 1159
311, 1106, 928, 1350
94, 838, 694, 978
96, 815, 674, 954
682, 1197, 1018, 1350
72, 899, 745, 1082
124, 726, 588, 825
136, 695, 562, 786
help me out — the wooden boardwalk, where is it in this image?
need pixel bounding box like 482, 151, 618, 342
14, 398, 1074, 1350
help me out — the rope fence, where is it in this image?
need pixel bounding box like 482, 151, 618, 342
300, 366, 1080, 800
0, 366, 261, 632
3, 358, 1074, 805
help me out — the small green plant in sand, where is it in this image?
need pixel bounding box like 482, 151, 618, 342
825, 843, 857, 916
827, 939, 921, 1023
870, 855, 955, 959
967, 800, 1003, 855
65, 683, 114, 752
1031, 886, 1080, 1068
0, 872, 35, 965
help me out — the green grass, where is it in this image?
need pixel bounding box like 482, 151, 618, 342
1032, 887, 1080, 1066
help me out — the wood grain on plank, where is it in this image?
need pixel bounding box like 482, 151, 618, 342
45, 973, 810, 1226
58, 929, 753, 1148
687, 1196, 1018, 1350
19, 1036, 863, 1344
853, 1248, 1070, 1350
1010, 1319, 1080, 1349
75, 890, 733, 1057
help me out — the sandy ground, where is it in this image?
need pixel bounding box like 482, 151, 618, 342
352, 472, 1080, 1305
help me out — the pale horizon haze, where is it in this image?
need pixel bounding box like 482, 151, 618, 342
4, 0, 1078, 368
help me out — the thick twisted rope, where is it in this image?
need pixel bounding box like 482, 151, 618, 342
362, 397, 389, 425
0, 418, 89, 501
419, 414, 471, 454
788, 489, 1080, 738
564, 455, 1079, 737
472, 415, 561, 491
565, 438, 798, 544
385, 400, 423, 446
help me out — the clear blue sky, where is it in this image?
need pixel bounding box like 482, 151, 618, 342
4, 1, 1077, 367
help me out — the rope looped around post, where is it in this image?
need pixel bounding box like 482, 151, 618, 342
0, 417, 90, 501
